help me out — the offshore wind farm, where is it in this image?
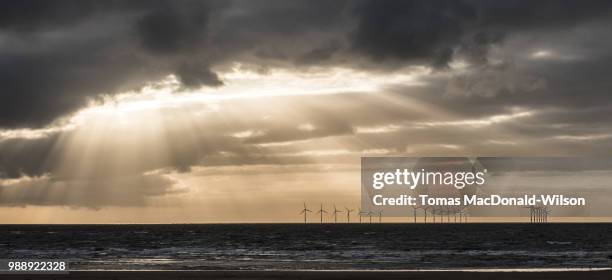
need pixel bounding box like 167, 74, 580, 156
298, 202, 557, 223
301, 202, 469, 224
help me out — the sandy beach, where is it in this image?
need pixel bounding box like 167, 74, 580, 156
1, 270, 611, 280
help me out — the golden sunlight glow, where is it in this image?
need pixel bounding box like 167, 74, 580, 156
57, 65, 429, 128
0, 65, 430, 141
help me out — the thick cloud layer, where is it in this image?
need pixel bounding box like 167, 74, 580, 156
2, 0, 612, 128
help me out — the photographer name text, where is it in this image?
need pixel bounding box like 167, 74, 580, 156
372, 194, 586, 207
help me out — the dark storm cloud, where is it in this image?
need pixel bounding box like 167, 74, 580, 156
0, 0, 225, 128
2, 0, 612, 128
176, 62, 223, 88
350, 0, 612, 66
136, 2, 214, 54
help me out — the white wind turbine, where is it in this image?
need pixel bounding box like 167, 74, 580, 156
432, 207, 437, 223
316, 204, 327, 223
431, 206, 440, 224
523, 206, 535, 223
367, 210, 374, 223
358, 208, 367, 223
332, 204, 343, 223
455, 208, 461, 223
299, 202, 312, 223
345, 207, 354, 223
411, 205, 419, 223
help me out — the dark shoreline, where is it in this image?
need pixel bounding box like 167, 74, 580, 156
2, 270, 611, 280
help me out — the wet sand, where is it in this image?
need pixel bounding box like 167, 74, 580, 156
2, 270, 611, 280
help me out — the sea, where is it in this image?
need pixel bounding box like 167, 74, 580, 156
1, 223, 610, 270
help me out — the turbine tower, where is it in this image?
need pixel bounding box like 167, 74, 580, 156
316, 204, 327, 223
332, 204, 343, 223
432, 207, 436, 223
378, 210, 383, 223
299, 202, 312, 223
345, 207, 354, 223
411, 205, 419, 223
524, 206, 535, 223
359, 208, 369, 223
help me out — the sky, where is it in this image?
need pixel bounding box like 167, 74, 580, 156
1, 0, 612, 223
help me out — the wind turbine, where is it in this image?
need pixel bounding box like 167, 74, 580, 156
378, 210, 383, 223
332, 205, 343, 223
358, 208, 365, 223
411, 205, 419, 223
442, 208, 446, 223
523, 206, 535, 223
300, 202, 312, 223
544, 207, 551, 223
367, 210, 374, 223
345, 207, 354, 223
432, 207, 436, 223
316, 204, 327, 223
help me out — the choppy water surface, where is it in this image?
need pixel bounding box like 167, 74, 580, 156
1, 224, 611, 270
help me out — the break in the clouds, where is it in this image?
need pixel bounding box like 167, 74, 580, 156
2, 0, 612, 210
